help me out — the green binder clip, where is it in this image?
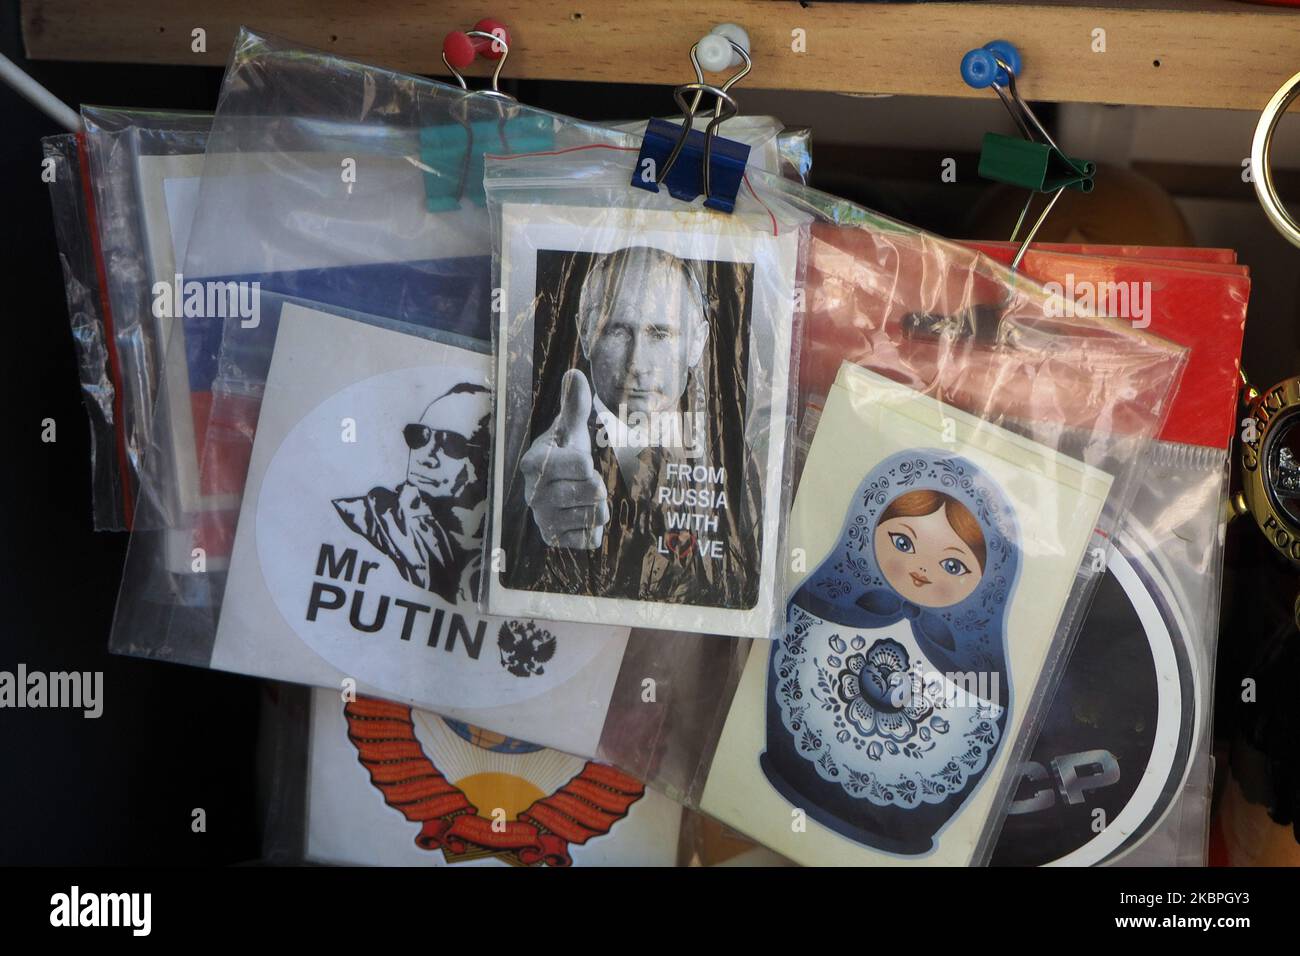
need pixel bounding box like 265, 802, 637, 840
961, 39, 1094, 269
977, 132, 1094, 195
418, 113, 554, 212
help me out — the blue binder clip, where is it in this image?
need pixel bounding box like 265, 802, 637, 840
631, 24, 753, 214
634, 118, 750, 213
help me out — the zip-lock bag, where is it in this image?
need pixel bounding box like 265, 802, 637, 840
106, 32, 805, 758
533, 195, 1190, 862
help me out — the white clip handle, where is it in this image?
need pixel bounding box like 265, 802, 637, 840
697, 23, 750, 73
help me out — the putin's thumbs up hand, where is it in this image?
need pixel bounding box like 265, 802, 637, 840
520, 370, 610, 549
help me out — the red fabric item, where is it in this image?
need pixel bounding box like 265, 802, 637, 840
200, 391, 260, 496
969, 242, 1249, 450
191, 508, 238, 560
973, 241, 1238, 266
189, 390, 214, 470
802, 223, 1191, 443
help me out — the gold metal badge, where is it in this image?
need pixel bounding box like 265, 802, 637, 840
1239, 375, 1300, 581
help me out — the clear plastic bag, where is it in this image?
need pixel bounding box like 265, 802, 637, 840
107, 30, 802, 760
483, 154, 806, 639
990, 441, 1227, 866
498, 160, 1191, 864
43, 132, 122, 527
1039, 446, 1225, 866
254, 681, 690, 866
296, 687, 685, 866
52, 106, 808, 536
965, 243, 1248, 866
44, 110, 211, 530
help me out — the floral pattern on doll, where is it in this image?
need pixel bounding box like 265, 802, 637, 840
835, 638, 932, 742
772, 450, 1019, 810
774, 607, 1003, 806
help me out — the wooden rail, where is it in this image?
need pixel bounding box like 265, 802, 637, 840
21, 0, 1300, 110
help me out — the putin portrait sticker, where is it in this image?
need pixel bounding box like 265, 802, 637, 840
212, 304, 629, 757
488, 204, 800, 638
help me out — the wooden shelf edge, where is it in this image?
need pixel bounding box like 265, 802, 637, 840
20, 0, 1300, 111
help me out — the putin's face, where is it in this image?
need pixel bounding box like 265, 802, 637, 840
404, 391, 488, 504
585, 256, 708, 415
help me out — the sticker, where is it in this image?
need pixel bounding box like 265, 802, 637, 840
213, 305, 629, 757
992, 537, 1197, 866
341, 696, 646, 866
700, 362, 1113, 865
256, 364, 609, 710
762, 451, 1017, 855
488, 204, 800, 637
304, 689, 684, 867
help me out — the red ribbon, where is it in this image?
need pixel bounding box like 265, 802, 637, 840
345, 696, 644, 867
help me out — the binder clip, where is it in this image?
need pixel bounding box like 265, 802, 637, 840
901, 305, 1007, 345
631, 24, 753, 213
418, 115, 552, 212
421, 19, 555, 211
961, 40, 1095, 269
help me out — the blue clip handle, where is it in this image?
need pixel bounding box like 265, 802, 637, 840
630, 117, 751, 214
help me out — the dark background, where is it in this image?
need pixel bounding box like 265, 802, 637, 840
3, 0, 1296, 865
0, 5, 264, 865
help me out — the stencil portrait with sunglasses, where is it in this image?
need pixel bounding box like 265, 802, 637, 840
332, 382, 491, 606
210, 306, 633, 756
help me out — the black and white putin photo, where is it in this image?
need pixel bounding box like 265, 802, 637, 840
500, 243, 763, 610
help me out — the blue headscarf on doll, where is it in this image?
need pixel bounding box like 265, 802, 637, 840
792, 450, 1020, 701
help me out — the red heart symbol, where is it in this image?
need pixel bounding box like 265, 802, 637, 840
665, 531, 695, 558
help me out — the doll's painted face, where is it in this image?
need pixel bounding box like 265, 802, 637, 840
873, 491, 986, 609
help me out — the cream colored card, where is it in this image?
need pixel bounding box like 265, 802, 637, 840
137, 153, 227, 522
701, 362, 1113, 864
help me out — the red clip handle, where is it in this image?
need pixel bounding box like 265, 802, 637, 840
442, 18, 510, 69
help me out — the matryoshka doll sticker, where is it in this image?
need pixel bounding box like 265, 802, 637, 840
699, 362, 1113, 865
760, 452, 1019, 855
